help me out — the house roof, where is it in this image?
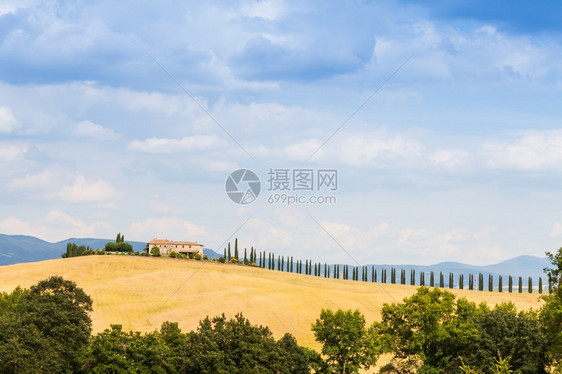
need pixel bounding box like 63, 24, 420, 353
148, 238, 203, 246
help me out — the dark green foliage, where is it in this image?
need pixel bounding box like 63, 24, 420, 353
479, 273, 484, 291
539, 277, 542, 294
312, 309, 379, 373
0, 276, 93, 373
509, 275, 513, 293
375, 287, 549, 373
528, 277, 532, 293
78, 324, 172, 373
184, 313, 311, 374
402, 269, 407, 285
519, 277, 523, 293
498, 275, 502, 293
420, 271, 425, 287
545, 247, 562, 288
440, 271, 444, 288
63, 242, 92, 258
244, 248, 247, 263
105, 241, 133, 253
150, 246, 161, 257
450, 272, 454, 289
465, 303, 549, 373
488, 274, 493, 292
430, 271, 434, 287
116, 233, 124, 243
227, 243, 231, 261
411, 269, 416, 286
469, 273, 474, 290
459, 274, 464, 290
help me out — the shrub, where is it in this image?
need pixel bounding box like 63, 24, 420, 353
140, 252, 149, 257
170, 251, 177, 258
230, 258, 239, 264
219, 257, 226, 263
150, 247, 161, 257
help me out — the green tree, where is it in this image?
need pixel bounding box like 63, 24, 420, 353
185, 313, 311, 373
312, 309, 379, 373
151, 246, 161, 256
78, 324, 172, 373
0, 276, 93, 373
375, 287, 482, 372
545, 247, 562, 288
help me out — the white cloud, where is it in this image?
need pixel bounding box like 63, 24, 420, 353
0, 106, 17, 133
128, 135, 227, 154
128, 217, 207, 243
550, 222, 562, 237
60, 175, 121, 203
429, 149, 470, 168
10, 170, 55, 190
74, 120, 120, 140
483, 130, 562, 170
0, 143, 28, 161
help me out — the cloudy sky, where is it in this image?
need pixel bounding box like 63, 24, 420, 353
1, 0, 562, 265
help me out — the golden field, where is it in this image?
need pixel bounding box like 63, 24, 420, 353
0, 255, 544, 352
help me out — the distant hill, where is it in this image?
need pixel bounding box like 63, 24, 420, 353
0, 234, 549, 282
365, 255, 551, 286
0, 256, 543, 353
0, 234, 221, 266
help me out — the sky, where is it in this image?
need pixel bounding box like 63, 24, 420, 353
1, 0, 562, 266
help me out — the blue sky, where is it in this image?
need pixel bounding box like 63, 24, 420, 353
1, 0, 562, 265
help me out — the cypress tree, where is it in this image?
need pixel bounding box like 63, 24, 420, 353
244, 248, 247, 263
291, 257, 294, 273
479, 273, 484, 291
223, 248, 226, 260
420, 272, 425, 286
488, 274, 493, 292
528, 277, 532, 293
401, 269, 406, 285
440, 272, 444, 288
509, 275, 513, 293
430, 271, 434, 287
235, 238, 238, 260
498, 275, 503, 292
539, 277, 543, 294
459, 274, 464, 290
411, 269, 416, 286
374, 269, 377, 283
518, 276, 523, 293
469, 274, 474, 290
371, 266, 375, 282
227, 243, 231, 261
549, 275, 553, 294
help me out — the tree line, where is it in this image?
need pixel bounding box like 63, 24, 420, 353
220, 238, 551, 294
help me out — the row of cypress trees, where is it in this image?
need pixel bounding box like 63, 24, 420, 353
221, 239, 550, 293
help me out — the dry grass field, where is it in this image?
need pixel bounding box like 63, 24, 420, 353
0, 255, 544, 353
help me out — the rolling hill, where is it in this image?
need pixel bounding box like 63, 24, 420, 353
0, 255, 544, 352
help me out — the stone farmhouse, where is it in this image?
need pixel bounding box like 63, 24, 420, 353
145, 238, 204, 256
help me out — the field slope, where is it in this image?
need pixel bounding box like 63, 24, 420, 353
0, 256, 544, 350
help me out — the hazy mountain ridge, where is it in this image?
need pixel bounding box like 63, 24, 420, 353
0, 234, 221, 266
0, 235, 549, 281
